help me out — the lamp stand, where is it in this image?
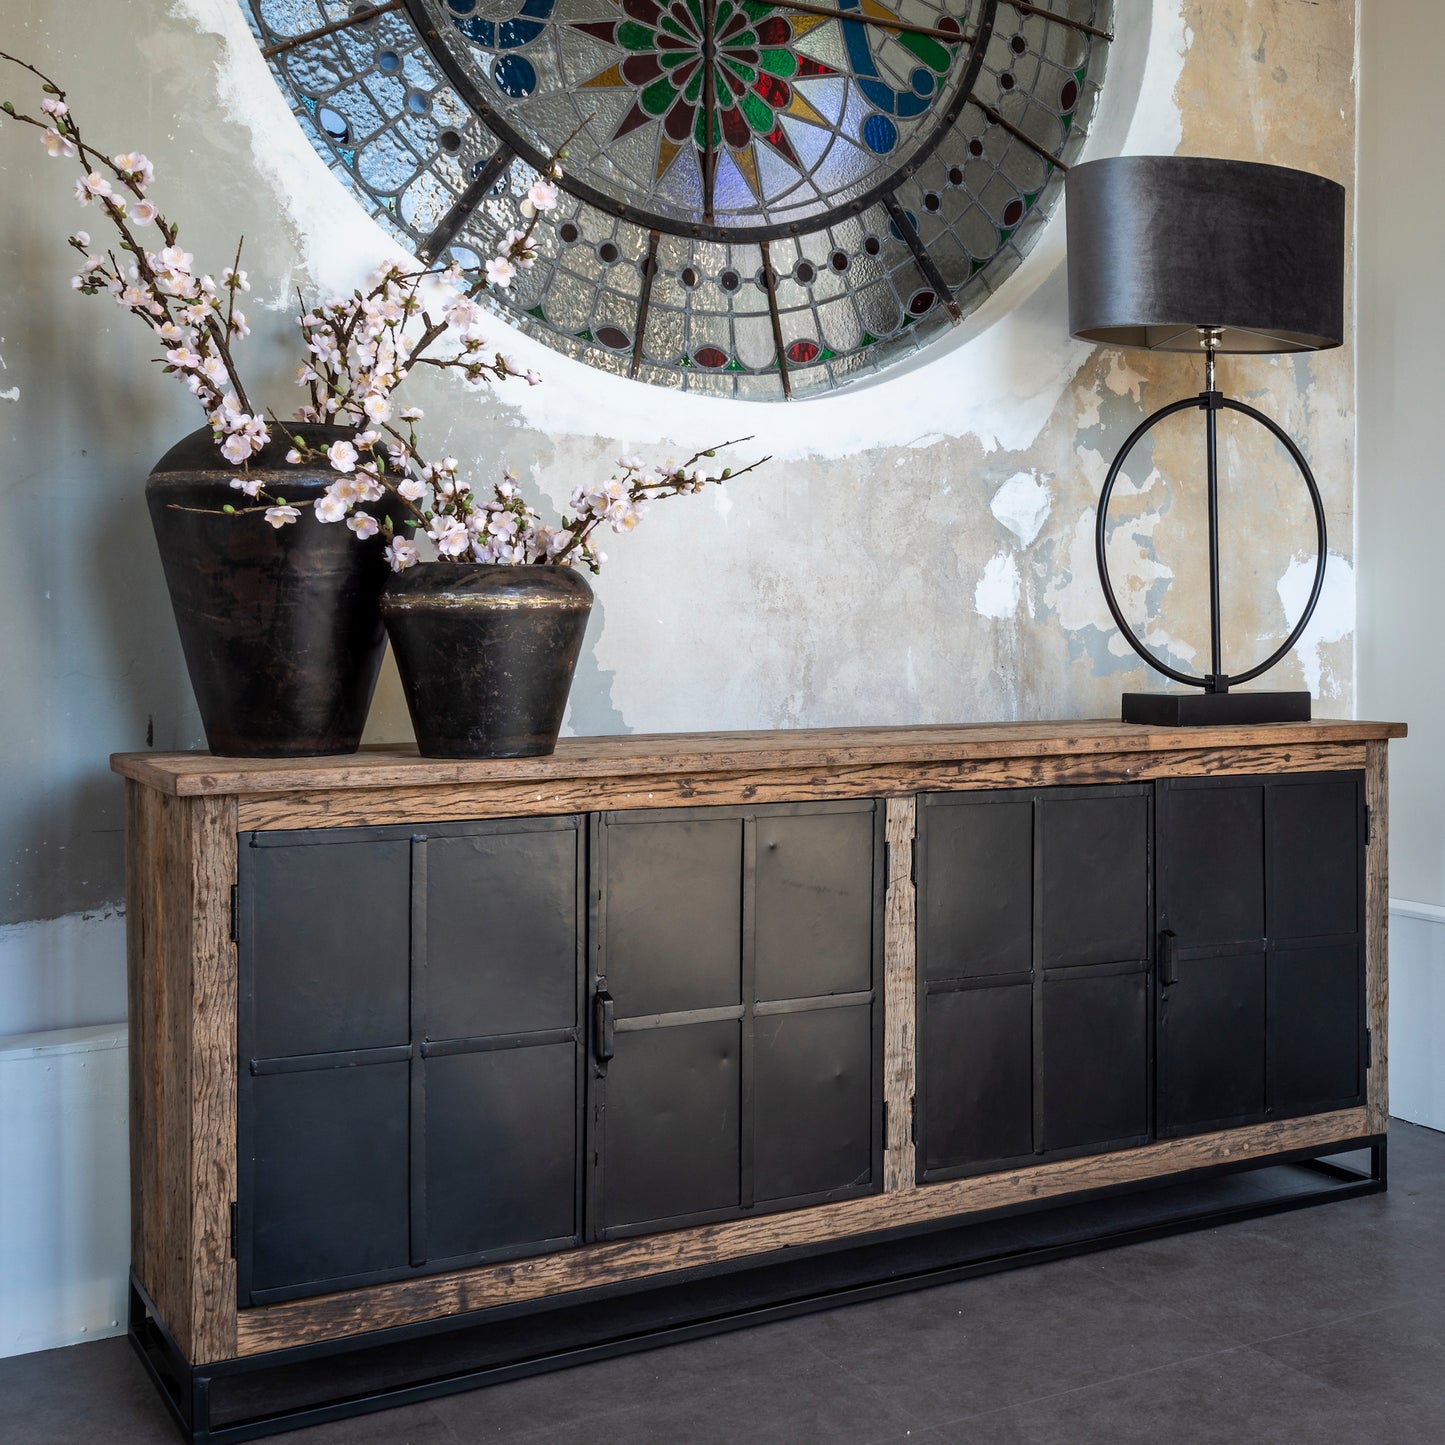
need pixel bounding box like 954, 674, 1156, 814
1097, 332, 1326, 727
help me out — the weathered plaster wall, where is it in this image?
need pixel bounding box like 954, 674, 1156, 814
0, 0, 1358, 934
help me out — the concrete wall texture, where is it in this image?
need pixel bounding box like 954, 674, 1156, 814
0, 0, 1357, 941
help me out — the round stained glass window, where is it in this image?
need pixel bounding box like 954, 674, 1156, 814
243, 0, 1114, 397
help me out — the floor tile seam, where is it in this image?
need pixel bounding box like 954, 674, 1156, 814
915, 1339, 1260, 1429
1239, 1300, 1403, 1352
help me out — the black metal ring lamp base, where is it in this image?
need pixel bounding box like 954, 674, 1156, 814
1095, 386, 1328, 728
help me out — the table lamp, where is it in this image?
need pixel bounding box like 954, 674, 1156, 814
1064, 155, 1345, 725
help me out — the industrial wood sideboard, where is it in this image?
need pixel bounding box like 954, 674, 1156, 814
113, 718, 1404, 1442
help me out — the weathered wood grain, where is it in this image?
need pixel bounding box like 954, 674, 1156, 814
234, 744, 1371, 832
235, 1107, 1370, 1355
883, 796, 917, 1193
125, 784, 238, 1366
113, 719, 1405, 798
1366, 740, 1390, 1134
188, 793, 239, 1365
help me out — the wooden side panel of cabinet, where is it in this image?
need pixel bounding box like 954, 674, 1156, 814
1366, 741, 1390, 1133
125, 781, 238, 1365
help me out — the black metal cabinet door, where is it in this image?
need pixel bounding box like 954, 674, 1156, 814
1155, 772, 1365, 1139
917, 786, 1152, 1182
237, 816, 585, 1306
590, 801, 883, 1238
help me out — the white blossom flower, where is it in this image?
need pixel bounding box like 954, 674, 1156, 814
524, 369, 542, 386
73, 172, 113, 205
159, 244, 193, 273
71, 230, 89, 247
166, 346, 202, 370
397, 478, 426, 502
384, 536, 419, 570
227, 471, 264, 496
362, 392, 391, 423
200, 356, 227, 385
347, 513, 380, 539
40, 97, 69, 117
113, 152, 155, 187
485, 256, 516, 289
314, 488, 350, 523
229, 309, 251, 339
130, 199, 159, 226
220, 434, 253, 465
264, 505, 301, 528
428, 515, 470, 557
326, 439, 358, 473
222, 267, 250, 292
284, 448, 302, 465
400, 406, 424, 421
43, 127, 77, 159
527, 178, 559, 212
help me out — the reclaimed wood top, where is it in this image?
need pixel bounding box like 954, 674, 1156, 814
111, 719, 1406, 797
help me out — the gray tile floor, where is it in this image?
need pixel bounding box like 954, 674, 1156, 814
6, 1122, 1444, 1444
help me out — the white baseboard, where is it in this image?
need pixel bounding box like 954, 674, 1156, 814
0, 1025, 130, 1359
1388, 899, 1445, 1131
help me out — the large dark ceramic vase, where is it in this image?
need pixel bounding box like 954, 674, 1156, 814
147, 424, 395, 757
381, 564, 594, 759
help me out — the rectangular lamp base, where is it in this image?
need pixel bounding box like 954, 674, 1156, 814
1121, 691, 1312, 727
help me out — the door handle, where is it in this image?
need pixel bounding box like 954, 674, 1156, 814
592, 988, 616, 1063
1159, 930, 1179, 987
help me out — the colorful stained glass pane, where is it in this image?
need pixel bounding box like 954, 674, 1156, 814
242, 0, 1113, 397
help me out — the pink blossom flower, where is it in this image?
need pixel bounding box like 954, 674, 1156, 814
43, 127, 77, 159
264, 506, 301, 528
220, 434, 253, 465
160, 245, 194, 274
166, 346, 202, 369
130, 199, 159, 226
326, 439, 358, 473
397, 478, 426, 502
73, 172, 112, 205
113, 152, 155, 187
524, 369, 542, 386
40, 97, 68, 117
527, 178, 559, 212
314, 489, 350, 523
347, 513, 380, 539
485, 256, 516, 289
384, 536, 419, 570
285, 448, 302, 465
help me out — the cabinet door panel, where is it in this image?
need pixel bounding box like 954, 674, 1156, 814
754, 812, 874, 999
1269, 943, 1363, 1115
921, 799, 1033, 980
1041, 968, 1149, 1152
249, 836, 411, 1058
427, 829, 579, 1038
604, 819, 742, 1015
249, 1064, 411, 1295
923, 985, 1033, 1173
600, 1020, 741, 1231
1159, 784, 1265, 948
1041, 795, 1150, 969
426, 1045, 577, 1261
1159, 954, 1267, 1134
1270, 780, 1361, 940
754, 1004, 873, 1203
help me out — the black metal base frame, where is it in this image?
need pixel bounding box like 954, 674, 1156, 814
130, 1135, 1386, 1445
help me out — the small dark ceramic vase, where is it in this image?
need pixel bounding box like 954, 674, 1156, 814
381, 563, 594, 759
146, 424, 395, 757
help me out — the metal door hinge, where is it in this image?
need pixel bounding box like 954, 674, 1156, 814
1365, 805, 1373, 846
1365, 1028, 1373, 1069
910, 835, 918, 887
229, 884, 239, 944
228, 1201, 238, 1259
910, 1094, 918, 1146
882, 1100, 889, 1143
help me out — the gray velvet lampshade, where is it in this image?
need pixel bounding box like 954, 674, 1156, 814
1065, 156, 1345, 354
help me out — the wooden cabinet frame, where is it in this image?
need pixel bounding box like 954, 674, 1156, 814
116, 720, 1401, 1374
